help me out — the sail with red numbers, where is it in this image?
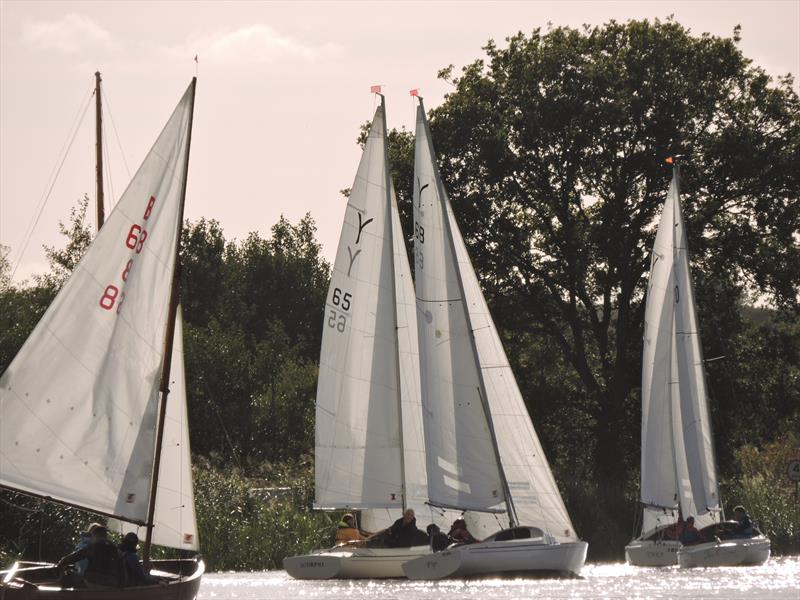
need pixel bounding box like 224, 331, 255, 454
0, 77, 199, 555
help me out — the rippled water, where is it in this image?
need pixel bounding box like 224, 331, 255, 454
198, 556, 798, 599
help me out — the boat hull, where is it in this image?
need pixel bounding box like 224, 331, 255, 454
283, 545, 431, 579
678, 536, 770, 568
625, 539, 681, 566
0, 558, 204, 599
402, 540, 588, 580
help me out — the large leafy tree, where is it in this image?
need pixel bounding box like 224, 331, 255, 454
388, 19, 799, 487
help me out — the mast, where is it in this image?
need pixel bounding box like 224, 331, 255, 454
143, 77, 197, 565
94, 71, 105, 231
379, 93, 408, 510
417, 97, 518, 527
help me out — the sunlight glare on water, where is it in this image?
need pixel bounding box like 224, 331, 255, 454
198, 556, 799, 599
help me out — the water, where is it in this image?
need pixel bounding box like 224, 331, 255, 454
198, 557, 799, 599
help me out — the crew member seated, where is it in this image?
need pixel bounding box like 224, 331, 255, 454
366, 508, 424, 547
679, 516, 702, 545
732, 505, 754, 538
57, 525, 123, 588
118, 532, 160, 586
426, 523, 450, 552
335, 513, 367, 543
448, 518, 477, 545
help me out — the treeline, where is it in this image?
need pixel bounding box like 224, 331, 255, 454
2, 17, 799, 568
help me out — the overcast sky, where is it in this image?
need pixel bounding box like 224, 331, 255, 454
1, 0, 798, 283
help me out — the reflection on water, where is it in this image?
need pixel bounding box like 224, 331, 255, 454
199, 556, 799, 599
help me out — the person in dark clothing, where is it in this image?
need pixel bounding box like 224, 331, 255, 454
427, 523, 450, 552
367, 508, 423, 547
679, 516, 702, 545
118, 532, 160, 586
448, 518, 477, 545
733, 506, 754, 538
57, 525, 123, 588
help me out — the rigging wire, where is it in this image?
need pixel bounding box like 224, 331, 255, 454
102, 85, 132, 181
10, 81, 94, 281
102, 115, 116, 208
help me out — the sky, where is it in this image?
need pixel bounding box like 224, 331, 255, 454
1, 0, 798, 283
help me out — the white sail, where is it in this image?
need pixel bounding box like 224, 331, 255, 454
446, 183, 578, 542
641, 179, 679, 517
0, 81, 195, 525
639, 170, 719, 536
361, 184, 439, 533
413, 103, 506, 513
672, 183, 720, 518
112, 308, 199, 550
314, 103, 404, 510
413, 101, 577, 540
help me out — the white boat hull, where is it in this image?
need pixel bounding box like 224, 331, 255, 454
284, 545, 431, 579
678, 536, 770, 568
402, 540, 588, 580
625, 539, 681, 566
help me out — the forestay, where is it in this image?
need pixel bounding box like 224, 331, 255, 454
0, 81, 195, 525
314, 104, 404, 509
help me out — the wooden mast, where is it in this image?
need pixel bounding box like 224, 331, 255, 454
94, 71, 105, 231
142, 77, 197, 566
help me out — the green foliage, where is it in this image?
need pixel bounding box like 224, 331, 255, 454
192, 460, 332, 571
722, 432, 800, 555
180, 215, 328, 464
38, 194, 93, 288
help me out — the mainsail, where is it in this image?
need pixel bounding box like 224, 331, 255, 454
639, 167, 720, 536
314, 100, 405, 510
0, 80, 196, 528
413, 99, 578, 542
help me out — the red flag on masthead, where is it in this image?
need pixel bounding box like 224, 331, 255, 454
409, 88, 419, 97
370, 85, 382, 94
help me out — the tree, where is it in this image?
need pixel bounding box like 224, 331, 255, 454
38, 194, 93, 288
387, 19, 799, 487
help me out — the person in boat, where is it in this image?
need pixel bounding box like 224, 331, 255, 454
57, 524, 123, 588
732, 505, 754, 538
662, 511, 685, 540
335, 513, 368, 543
367, 508, 424, 547
118, 532, 161, 586
448, 518, 477, 545
426, 523, 450, 552
679, 516, 702, 545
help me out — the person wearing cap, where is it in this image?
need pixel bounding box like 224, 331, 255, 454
335, 513, 367, 543
57, 525, 123, 588
732, 505, 754, 538
118, 532, 160, 586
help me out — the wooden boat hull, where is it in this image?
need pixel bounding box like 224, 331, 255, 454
678, 536, 770, 568
625, 539, 681, 566
402, 540, 588, 580
283, 545, 431, 579
0, 558, 204, 599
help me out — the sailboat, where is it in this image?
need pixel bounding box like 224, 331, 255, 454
625, 162, 770, 568
283, 92, 433, 580
0, 77, 204, 598
401, 97, 587, 580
